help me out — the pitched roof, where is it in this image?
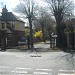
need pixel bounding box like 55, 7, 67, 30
1, 12, 25, 23
0, 5, 25, 23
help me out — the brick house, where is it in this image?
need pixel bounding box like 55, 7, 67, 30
0, 5, 25, 47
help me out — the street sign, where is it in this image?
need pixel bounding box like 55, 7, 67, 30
52, 35, 57, 37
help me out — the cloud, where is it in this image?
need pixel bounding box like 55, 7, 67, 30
0, 0, 19, 12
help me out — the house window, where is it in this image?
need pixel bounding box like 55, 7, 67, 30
2, 23, 5, 29
12, 21, 15, 28
6, 22, 11, 27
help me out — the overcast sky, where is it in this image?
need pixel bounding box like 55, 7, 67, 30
0, 0, 20, 12
0, 0, 75, 12
0, 0, 46, 12
0, 0, 75, 25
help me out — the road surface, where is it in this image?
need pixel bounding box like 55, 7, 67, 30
0, 51, 75, 75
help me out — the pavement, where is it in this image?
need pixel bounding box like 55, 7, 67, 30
0, 41, 60, 52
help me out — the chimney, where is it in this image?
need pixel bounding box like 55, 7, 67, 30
2, 5, 8, 13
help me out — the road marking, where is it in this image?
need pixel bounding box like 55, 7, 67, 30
11, 70, 15, 73
16, 67, 31, 70
34, 72, 49, 74
0, 66, 10, 69
58, 70, 75, 75
59, 70, 75, 72
36, 69, 52, 71
11, 70, 28, 74
58, 73, 75, 75
16, 71, 28, 74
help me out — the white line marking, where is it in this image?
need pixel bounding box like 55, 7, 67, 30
59, 70, 75, 72
16, 67, 31, 70
58, 73, 74, 75
34, 72, 48, 74
16, 71, 28, 74
36, 69, 52, 71
11, 70, 15, 73
0, 66, 10, 68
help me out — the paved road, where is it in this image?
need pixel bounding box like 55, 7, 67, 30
0, 51, 75, 75
34, 41, 55, 52
34, 41, 50, 49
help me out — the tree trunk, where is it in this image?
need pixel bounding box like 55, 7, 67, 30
54, 10, 63, 48
56, 23, 67, 48
42, 25, 45, 43
28, 17, 34, 49
49, 30, 52, 48
56, 24, 62, 48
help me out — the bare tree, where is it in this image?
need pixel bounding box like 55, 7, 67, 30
33, 18, 41, 31
40, 12, 55, 43
45, 0, 74, 48
14, 0, 37, 49
39, 12, 47, 43
33, 10, 55, 46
